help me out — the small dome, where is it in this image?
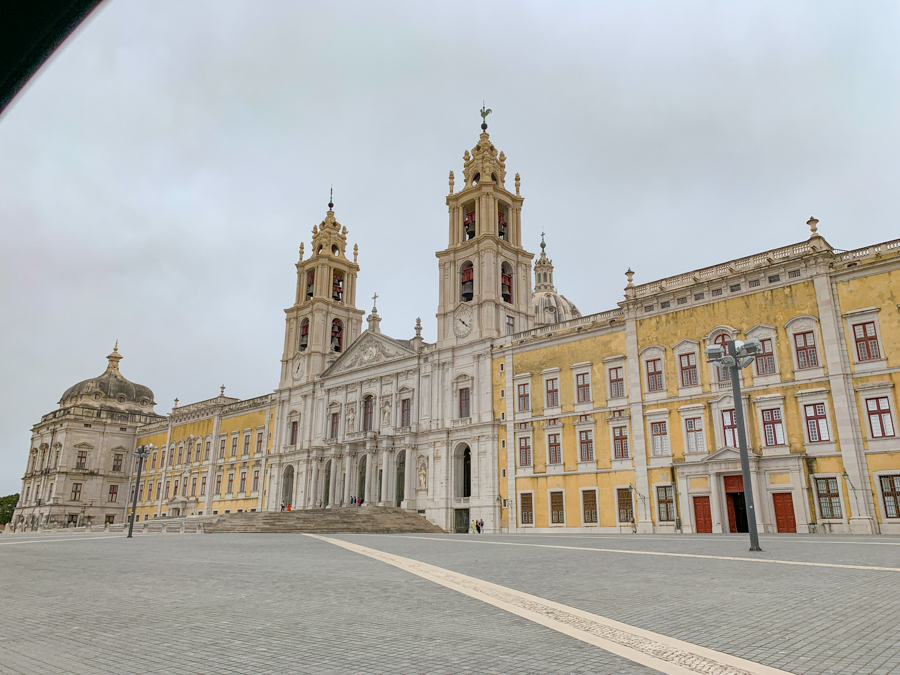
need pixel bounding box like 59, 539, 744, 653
533, 290, 581, 326
59, 344, 155, 410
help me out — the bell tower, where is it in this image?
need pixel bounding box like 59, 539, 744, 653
279, 197, 365, 388
435, 110, 534, 346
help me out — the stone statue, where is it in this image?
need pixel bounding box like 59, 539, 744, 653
346, 408, 355, 432
417, 460, 427, 490
382, 400, 391, 427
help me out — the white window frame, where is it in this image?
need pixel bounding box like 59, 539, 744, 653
645, 409, 671, 465
672, 339, 702, 396
752, 394, 788, 455
571, 361, 593, 412
603, 355, 627, 404
784, 315, 825, 380
703, 326, 740, 392
745, 323, 781, 387
810, 473, 847, 524
541, 367, 562, 416
842, 307, 887, 374
856, 382, 896, 448
513, 373, 532, 418
639, 345, 667, 401
574, 415, 596, 470
873, 470, 900, 526
515, 428, 534, 472
607, 412, 632, 468
794, 388, 837, 456
542, 419, 564, 473
710, 394, 750, 451
653, 482, 677, 524
678, 403, 709, 461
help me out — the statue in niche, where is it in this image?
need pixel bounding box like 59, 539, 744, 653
417, 459, 427, 491
346, 408, 355, 432
382, 400, 391, 427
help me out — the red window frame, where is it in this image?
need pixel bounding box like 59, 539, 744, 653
679, 353, 698, 387
854, 322, 880, 361
112, 454, 123, 472
715, 334, 731, 382
71, 483, 82, 501
231, 437, 237, 457
219, 439, 225, 458
243, 435, 250, 456
646, 359, 663, 392
173, 479, 180, 497
579, 430, 594, 462
290, 420, 299, 445
190, 477, 197, 497
401, 399, 411, 427
517, 383, 530, 411
256, 432, 263, 454
613, 426, 629, 459
762, 409, 785, 446
200, 476, 207, 496
156, 481, 162, 500
108, 485, 118, 502
576, 373, 591, 402
215, 475, 222, 496
151, 451, 157, 470
804, 403, 830, 442
459, 387, 470, 418
651, 421, 668, 455
756, 338, 776, 375
226, 473, 234, 494
548, 433, 562, 464
722, 409, 738, 447
164, 479, 170, 499
76, 451, 87, 469
545, 378, 559, 408
609, 367, 625, 398
794, 331, 819, 369
518, 437, 532, 467
239, 472, 247, 493
881, 475, 900, 518
686, 417, 706, 453
815, 477, 842, 519
867, 397, 895, 438
205, 440, 211, 460
657, 485, 675, 521
252, 470, 259, 492
176, 447, 183, 465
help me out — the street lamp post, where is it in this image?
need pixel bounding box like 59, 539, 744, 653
127, 444, 151, 538
705, 338, 763, 552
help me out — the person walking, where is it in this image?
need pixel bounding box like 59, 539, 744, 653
475, 520, 481, 534
479, 518, 485, 534
630, 516, 636, 534
280, 501, 285, 512
470, 519, 476, 534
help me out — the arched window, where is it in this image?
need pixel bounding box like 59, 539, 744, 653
501, 262, 513, 304
464, 208, 476, 240
299, 318, 309, 351
363, 396, 374, 432
332, 270, 344, 302
455, 445, 472, 499
463, 447, 471, 498
715, 334, 731, 384
498, 206, 508, 240
306, 270, 315, 300
331, 319, 343, 353
460, 262, 474, 302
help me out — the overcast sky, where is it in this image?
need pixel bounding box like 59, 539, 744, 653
1, 1, 899, 495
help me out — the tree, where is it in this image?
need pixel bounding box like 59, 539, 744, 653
0, 494, 19, 525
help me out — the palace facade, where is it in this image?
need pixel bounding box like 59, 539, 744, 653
12, 120, 900, 535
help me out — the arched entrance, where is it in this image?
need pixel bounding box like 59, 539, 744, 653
282, 465, 294, 508
357, 456, 367, 503
396, 452, 406, 506
322, 460, 332, 506
455, 445, 472, 498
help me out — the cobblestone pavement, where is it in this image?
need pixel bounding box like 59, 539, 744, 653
0, 531, 897, 674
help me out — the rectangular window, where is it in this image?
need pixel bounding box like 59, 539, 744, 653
854, 322, 880, 361
679, 353, 698, 387
151, 452, 157, 470
200, 476, 207, 496
290, 420, 299, 445
173, 479, 180, 497
517, 383, 530, 411
215, 474, 222, 496
579, 430, 594, 462
694, 293, 705, 300
147, 481, 153, 501
330, 412, 340, 439
76, 451, 87, 469
177, 447, 183, 465
582, 490, 598, 524
164, 479, 170, 499
644, 305, 654, 312
881, 475, 900, 518
204, 440, 210, 461
712, 288, 723, 297
685, 417, 706, 453
139, 482, 144, 502
363, 398, 374, 431
252, 470, 259, 492
756, 338, 776, 375
815, 478, 842, 519
459, 387, 470, 418
613, 426, 629, 459
768, 274, 780, 283
646, 359, 663, 392
71, 483, 82, 501
789, 269, 801, 279
112, 454, 123, 472
794, 332, 819, 369
401, 399, 411, 427
231, 437, 237, 457
660, 301, 670, 309
219, 439, 225, 458
657, 485, 675, 521
227, 473, 234, 494
548, 433, 562, 464
749, 279, 760, 288
617, 488, 633, 523
518, 437, 532, 467
609, 367, 625, 398
506, 316, 515, 335
804, 403, 830, 442
156, 481, 162, 500
762, 409, 785, 446
243, 435, 250, 456
256, 432, 264, 454
730, 284, 741, 292
651, 421, 669, 455
239, 472, 247, 493
867, 397, 895, 438
108, 485, 118, 502
190, 477, 197, 497
576, 373, 591, 402
545, 378, 559, 407
677, 297, 688, 305
723, 409, 738, 447
550, 491, 565, 524
520, 493, 534, 525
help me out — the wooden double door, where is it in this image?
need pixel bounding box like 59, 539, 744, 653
772, 492, 797, 533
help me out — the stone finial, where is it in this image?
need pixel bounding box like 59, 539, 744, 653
449, 171, 455, 195
106, 342, 123, 374
342, 226, 347, 235
174, 398, 179, 408
515, 173, 520, 196
625, 268, 634, 286
807, 216, 819, 236
312, 224, 318, 236
353, 243, 358, 264
624, 268, 636, 299
415, 317, 422, 337
298, 242, 304, 261
220, 385, 226, 396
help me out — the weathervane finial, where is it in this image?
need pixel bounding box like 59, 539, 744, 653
328, 185, 333, 210
480, 104, 492, 131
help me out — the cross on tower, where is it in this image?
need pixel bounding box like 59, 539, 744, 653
372, 292, 378, 309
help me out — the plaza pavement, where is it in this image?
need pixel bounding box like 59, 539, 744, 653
1, 530, 898, 674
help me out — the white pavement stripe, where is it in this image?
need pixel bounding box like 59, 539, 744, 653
0, 535, 123, 546
396, 536, 900, 573
308, 533, 790, 675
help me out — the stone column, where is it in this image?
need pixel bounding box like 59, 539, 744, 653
709, 472, 723, 534
310, 460, 320, 508
329, 457, 340, 506
343, 453, 352, 503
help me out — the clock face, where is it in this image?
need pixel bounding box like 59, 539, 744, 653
292, 357, 305, 380
453, 305, 474, 337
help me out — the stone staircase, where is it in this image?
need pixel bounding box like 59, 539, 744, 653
201, 506, 445, 534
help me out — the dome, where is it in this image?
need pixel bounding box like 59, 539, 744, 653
59, 344, 156, 409
533, 290, 581, 326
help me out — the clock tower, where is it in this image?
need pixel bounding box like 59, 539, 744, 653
436, 112, 535, 346
279, 199, 365, 388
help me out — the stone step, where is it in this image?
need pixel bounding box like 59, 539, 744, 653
201, 506, 444, 534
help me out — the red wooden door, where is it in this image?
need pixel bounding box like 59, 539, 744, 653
726, 495, 738, 533
772, 493, 797, 533
693, 496, 712, 533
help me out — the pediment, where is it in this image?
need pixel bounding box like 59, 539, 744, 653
703, 446, 742, 463
73, 442, 94, 450
325, 331, 416, 377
